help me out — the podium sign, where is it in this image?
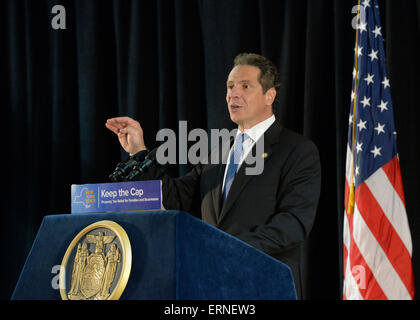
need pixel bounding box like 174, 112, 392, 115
71, 180, 163, 214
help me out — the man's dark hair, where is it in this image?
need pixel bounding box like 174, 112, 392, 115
233, 53, 281, 112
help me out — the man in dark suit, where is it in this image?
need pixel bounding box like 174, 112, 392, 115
106, 53, 321, 299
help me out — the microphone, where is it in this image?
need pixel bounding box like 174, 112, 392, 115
108, 149, 149, 182
126, 147, 158, 181
108, 157, 139, 182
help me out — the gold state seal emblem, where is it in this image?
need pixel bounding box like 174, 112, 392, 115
59, 220, 132, 300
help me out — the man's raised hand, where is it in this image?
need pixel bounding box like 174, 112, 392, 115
105, 116, 147, 155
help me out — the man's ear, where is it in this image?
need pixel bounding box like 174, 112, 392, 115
265, 87, 276, 106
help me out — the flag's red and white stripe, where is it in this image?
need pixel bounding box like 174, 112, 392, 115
343, 147, 414, 300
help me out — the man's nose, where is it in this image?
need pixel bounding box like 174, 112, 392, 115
229, 86, 241, 99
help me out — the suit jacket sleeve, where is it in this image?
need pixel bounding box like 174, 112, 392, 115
137, 159, 203, 215
234, 139, 321, 256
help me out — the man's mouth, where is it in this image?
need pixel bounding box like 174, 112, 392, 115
230, 104, 243, 111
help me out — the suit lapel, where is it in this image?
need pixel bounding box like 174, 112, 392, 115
211, 136, 234, 219
212, 162, 226, 218
217, 120, 282, 224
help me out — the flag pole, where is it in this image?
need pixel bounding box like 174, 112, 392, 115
348, 0, 361, 215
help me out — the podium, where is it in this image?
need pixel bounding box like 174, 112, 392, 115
12, 211, 297, 300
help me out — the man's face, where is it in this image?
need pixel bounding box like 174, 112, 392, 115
226, 65, 275, 131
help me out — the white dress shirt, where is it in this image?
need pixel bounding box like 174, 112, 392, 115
222, 114, 276, 193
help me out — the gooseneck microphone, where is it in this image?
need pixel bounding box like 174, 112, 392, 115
108, 149, 149, 182
126, 147, 158, 181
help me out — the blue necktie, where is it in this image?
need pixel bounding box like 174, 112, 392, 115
222, 133, 248, 204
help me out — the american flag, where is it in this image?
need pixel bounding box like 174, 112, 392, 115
343, 0, 414, 300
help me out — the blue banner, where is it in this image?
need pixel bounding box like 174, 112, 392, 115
71, 180, 163, 214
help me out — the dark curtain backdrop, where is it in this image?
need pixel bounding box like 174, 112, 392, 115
1, 0, 419, 299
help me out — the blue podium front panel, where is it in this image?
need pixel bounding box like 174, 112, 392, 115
12, 211, 177, 300
12, 211, 296, 300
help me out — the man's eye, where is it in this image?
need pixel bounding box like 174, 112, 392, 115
243, 85, 249, 89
